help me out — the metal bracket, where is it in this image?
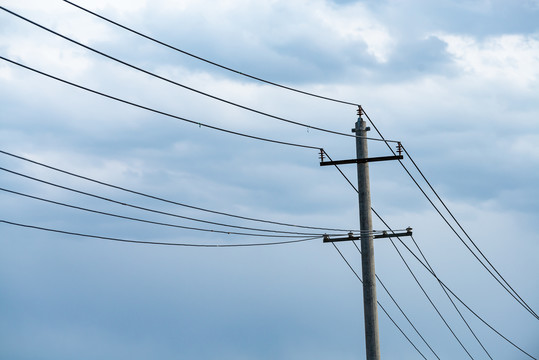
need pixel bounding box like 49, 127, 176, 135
320, 155, 403, 166
323, 227, 412, 243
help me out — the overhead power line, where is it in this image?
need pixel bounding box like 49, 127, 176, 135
323, 148, 537, 359
0, 219, 321, 247
401, 143, 539, 320
0, 56, 319, 150
349, 240, 441, 360
1, 6, 395, 144
62, 0, 360, 107
0, 149, 356, 233
360, 108, 538, 321
371, 211, 538, 360
0, 187, 327, 238
0, 167, 354, 239
331, 243, 428, 360
409, 235, 494, 360
370, 234, 475, 359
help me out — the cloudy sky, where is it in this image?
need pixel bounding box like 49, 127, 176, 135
1, 0, 538, 359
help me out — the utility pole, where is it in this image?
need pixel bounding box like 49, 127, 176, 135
320, 106, 409, 360
355, 107, 380, 360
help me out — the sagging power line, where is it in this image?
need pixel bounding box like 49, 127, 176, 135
0, 187, 329, 238
323, 144, 536, 359
0, 149, 356, 233
1, 220, 322, 247
0, 56, 320, 150
1, 6, 397, 144
62, 0, 360, 107
361, 108, 539, 321
2, 4, 536, 358
13, 3, 530, 317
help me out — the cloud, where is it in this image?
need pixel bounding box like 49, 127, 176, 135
437, 32, 539, 87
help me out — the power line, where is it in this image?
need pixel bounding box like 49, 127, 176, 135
0, 56, 320, 151
0, 187, 327, 238
0, 219, 321, 247
0, 149, 356, 233
350, 240, 441, 360
62, 0, 359, 107
361, 107, 539, 321
331, 243, 428, 360
0, 167, 352, 239
374, 233, 475, 359
401, 143, 538, 320
375, 217, 538, 360
323, 149, 537, 359
1, 6, 394, 144
326, 144, 483, 357
3, 2, 533, 350
410, 235, 493, 360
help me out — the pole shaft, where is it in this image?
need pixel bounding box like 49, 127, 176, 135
355, 115, 381, 360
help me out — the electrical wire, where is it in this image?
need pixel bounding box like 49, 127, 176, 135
361, 108, 539, 321
0, 219, 321, 247
0, 187, 328, 238
350, 240, 441, 360
1, 6, 393, 143
402, 143, 538, 320
62, 0, 360, 107
323, 148, 537, 359
331, 242, 428, 360
410, 235, 494, 360
0, 167, 352, 239
0, 149, 358, 233
3, 4, 533, 354
3, 2, 533, 350
0, 56, 320, 151
371, 212, 538, 360
378, 236, 475, 359
31, 2, 526, 316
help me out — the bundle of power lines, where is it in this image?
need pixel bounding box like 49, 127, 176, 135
0, 2, 537, 359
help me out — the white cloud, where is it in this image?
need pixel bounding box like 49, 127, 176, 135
5, 40, 92, 77
314, 2, 394, 63
75, 0, 147, 13
436, 32, 539, 87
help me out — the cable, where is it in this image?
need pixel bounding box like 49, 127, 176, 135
410, 235, 493, 360
62, 0, 359, 107
0, 149, 357, 233
330, 131, 477, 358
323, 148, 537, 359
1, 7, 394, 143
0, 167, 352, 239
0, 56, 320, 151
323, 148, 452, 354
375, 233, 475, 359
321, 150, 358, 192
331, 243, 428, 360
350, 240, 441, 360
402, 143, 538, 319
0, 219, 321, 247
0, 187, 328, 238
361, 108, 539, 320
374, 217, 538, 360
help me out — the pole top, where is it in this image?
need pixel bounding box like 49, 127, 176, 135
357, 105, 363, 117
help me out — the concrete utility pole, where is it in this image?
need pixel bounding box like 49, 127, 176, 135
320, 106, 408, 359
354, 108, 381, 360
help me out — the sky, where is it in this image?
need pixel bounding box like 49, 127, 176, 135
1, 0, 538, 359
